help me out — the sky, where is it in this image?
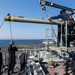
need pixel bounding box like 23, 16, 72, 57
0, 0, 75, 40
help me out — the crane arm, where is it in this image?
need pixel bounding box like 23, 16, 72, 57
40, 0, 75, 13
4, 14, 64, 25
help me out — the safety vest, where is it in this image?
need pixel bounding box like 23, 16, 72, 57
66, 13, 72, 25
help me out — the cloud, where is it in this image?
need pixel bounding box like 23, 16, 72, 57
0, 34, 5, 37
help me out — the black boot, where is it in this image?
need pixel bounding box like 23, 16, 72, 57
8, 72, 10, 75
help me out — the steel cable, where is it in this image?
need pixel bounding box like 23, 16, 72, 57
9, 22, 13, 42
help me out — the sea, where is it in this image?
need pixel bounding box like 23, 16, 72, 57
0, 39, 44, 47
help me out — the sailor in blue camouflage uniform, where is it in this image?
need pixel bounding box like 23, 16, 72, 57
50, 9, 73, 47
67, 54, 75, 75
8, 41, 18, 75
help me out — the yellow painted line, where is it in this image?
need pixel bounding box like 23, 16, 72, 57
10, 16, 14, 21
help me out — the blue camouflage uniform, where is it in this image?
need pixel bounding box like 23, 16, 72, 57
51, 9, 72, 47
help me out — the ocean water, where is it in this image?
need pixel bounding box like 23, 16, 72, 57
0, 39, 43, 47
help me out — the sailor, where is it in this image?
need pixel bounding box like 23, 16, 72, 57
48, 9, 73, 47
60, 52, 75, 75
67, 54, 75, 75
8, 41, 18, 75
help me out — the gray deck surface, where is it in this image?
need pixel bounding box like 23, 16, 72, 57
53, 66, 65, 75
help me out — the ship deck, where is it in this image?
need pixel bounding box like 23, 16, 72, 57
1, 44, 75, 75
